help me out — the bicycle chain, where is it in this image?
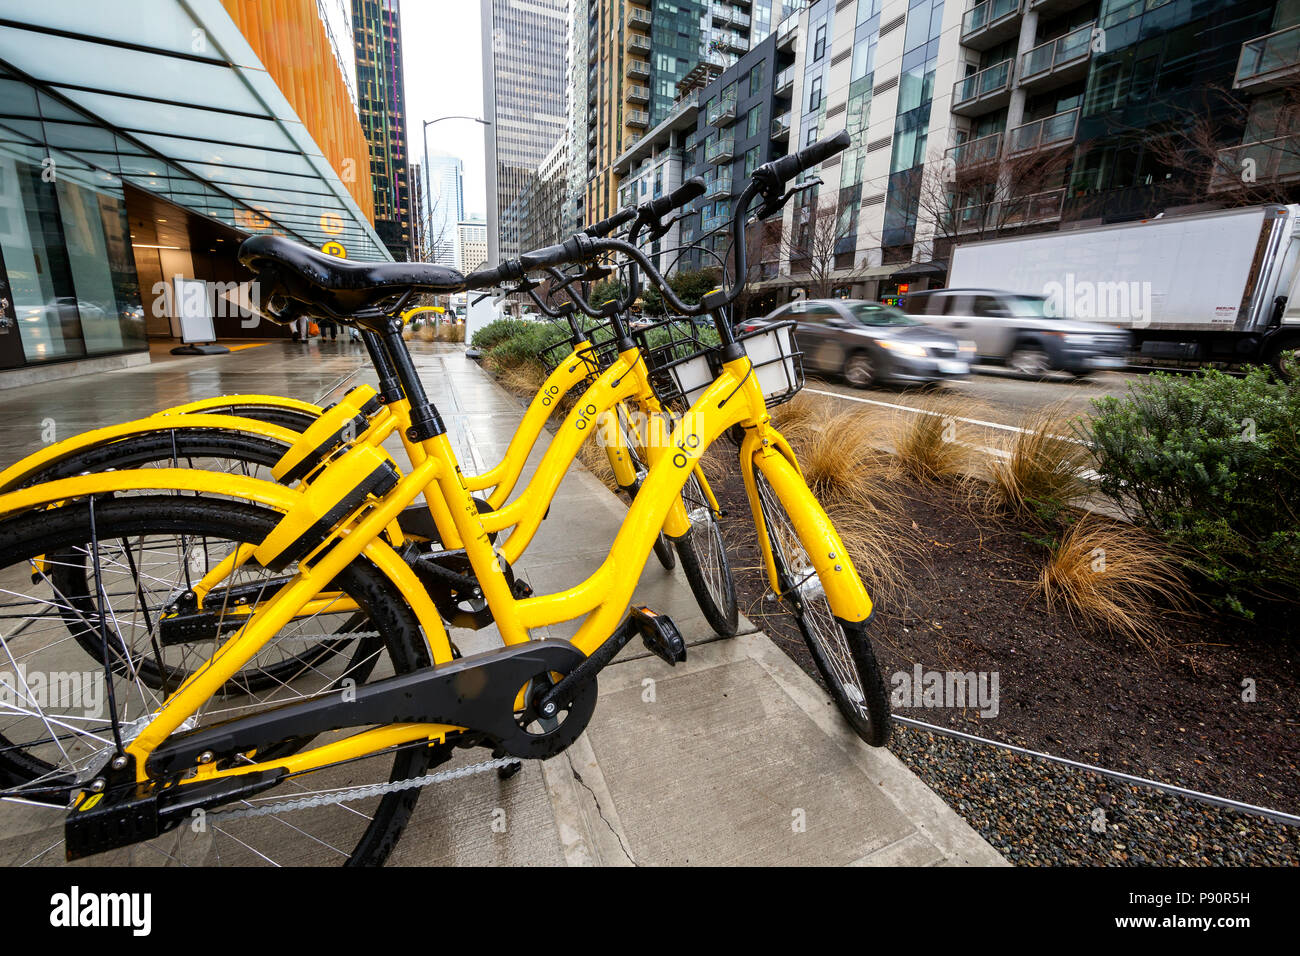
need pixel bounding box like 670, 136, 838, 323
204, 756, 519, 823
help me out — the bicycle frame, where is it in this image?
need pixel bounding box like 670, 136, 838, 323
0, 349, 869, 789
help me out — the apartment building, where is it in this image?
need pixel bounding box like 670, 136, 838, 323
458, 219, 490, 273
759, 0, 1297, 304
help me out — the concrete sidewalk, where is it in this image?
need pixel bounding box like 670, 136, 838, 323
0, 340, 1005, 866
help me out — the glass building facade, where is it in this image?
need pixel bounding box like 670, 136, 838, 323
0, 0, 388, 375
482, 0, 570, 261
353, 0, 413, 260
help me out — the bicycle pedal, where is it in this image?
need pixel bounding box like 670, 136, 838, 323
629, 606, 686, 665
511, 578, 533, 599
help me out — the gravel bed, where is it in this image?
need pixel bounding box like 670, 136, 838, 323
888, 723, 1300, 866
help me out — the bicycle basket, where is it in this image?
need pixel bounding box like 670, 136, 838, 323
636, 318, 719, 406
537, 318, 619, 380
653, 320, 804, 409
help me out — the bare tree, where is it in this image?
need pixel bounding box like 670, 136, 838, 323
1139, 85, 1300, 208
913, 140, 1075, 257
779, 195, 865, 299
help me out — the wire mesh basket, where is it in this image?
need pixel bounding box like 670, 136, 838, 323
537, 319, 620, 382
649, 319, 804, 410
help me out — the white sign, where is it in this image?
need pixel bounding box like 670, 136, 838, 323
172, 277, 215, 344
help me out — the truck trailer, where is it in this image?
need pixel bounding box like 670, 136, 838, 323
945, 203, 1300, 375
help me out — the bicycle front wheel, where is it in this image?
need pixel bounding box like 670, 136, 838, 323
674, 471, 738, 638
753, 468, 890, 746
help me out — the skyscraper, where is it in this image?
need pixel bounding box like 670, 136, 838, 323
353, 0, 413, 260
425, 154, 465, 267
481, 0, 570, 262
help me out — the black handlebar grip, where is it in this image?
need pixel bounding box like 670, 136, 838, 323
583, 207, 636, 238
769, 130, 851, 184
647, 176, 706, 219
518, 235, 583, 272
464, 262, 511, 290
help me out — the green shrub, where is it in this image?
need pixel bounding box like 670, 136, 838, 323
471, 318, 532, 350
485, 321, 568, 371
1081, 368, 1300, 616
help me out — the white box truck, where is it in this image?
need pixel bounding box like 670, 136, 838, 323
945, 203, 1300, 373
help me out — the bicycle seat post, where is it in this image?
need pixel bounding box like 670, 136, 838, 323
360, 329, 404, 405
375, 317, 445, 441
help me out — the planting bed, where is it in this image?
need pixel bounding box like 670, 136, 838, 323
712, 472, 1300, 816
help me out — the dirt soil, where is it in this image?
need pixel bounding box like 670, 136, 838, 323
713, 472, 1300, 815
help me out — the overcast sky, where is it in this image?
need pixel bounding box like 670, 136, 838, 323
401, 1, 488, 221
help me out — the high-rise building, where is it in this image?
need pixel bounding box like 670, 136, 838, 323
457, 219, 490, 273
481, 0, 570, 262
425, 154, 465, 267
353, 0, 413, 260
584, 1, 705, 226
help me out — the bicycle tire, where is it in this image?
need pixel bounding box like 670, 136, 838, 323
752, 467, 890, 746
673, 471, 739, 638
10, 430, 373, 694
0, 495, 433, 865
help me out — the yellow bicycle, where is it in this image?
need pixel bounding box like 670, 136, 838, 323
0, 133, 886, 867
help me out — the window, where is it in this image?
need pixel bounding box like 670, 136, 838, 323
806, 126, 817, 147
746, 105, 762, 137
809, 76, 823, 111
744, 145, 761, 177
749, 61, 766, 95
814, 23, 826, 61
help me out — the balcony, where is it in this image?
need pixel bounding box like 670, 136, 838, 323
774, 66, 794, 97
1234, 24, 1300, 91
1020, 22, 1095, 91
626, 59, 650, 80
627, 32, 651, 55
706, 92, 738, 126
1028, 0, 1092, 14
628, 8, 652, 31
705, 171, 733, 199
960, 0, 1022, 52
946, 130, 1003, 169
1211, 136, 1300, 192
712, 5, 751, 29
702, 208, 730, 233
954, 187, 1066, 233
771, 111, 791, 139
705, 134, 735, 164
626, 84, 650, 104
626, 109, 650, 129
776, 12, 798, 50
716, 32, 749, 55
1007, 107, 1079, 154
951, 59, 1013, 116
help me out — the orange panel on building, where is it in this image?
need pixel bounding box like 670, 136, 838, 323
222, 0, 375, 223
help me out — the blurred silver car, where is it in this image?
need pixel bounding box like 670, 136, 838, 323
746, 298, 973, 387
899, 288, 1130, 377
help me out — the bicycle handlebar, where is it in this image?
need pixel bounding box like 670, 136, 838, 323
760, 130, 851, 190
583, 207, 635, 238
643, 176, 706, 224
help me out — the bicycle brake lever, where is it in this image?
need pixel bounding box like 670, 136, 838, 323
750, 178, 825, 223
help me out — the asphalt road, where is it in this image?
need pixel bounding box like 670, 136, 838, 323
805, 366, 1144, 425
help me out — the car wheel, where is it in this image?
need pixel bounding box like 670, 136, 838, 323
1008, 344, 1051, 378
844, 352, 876, 388
1267, 339, 1300, 382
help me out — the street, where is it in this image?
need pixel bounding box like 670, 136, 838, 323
805, 366, 1143, 424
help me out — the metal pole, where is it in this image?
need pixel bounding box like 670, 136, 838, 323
420, 115, 490, 266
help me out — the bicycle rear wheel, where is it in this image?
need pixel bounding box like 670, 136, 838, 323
0, 496, 434, 865
752, 468, 890, 746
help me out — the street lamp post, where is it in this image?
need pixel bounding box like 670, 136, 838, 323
421, 115, 490, 266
